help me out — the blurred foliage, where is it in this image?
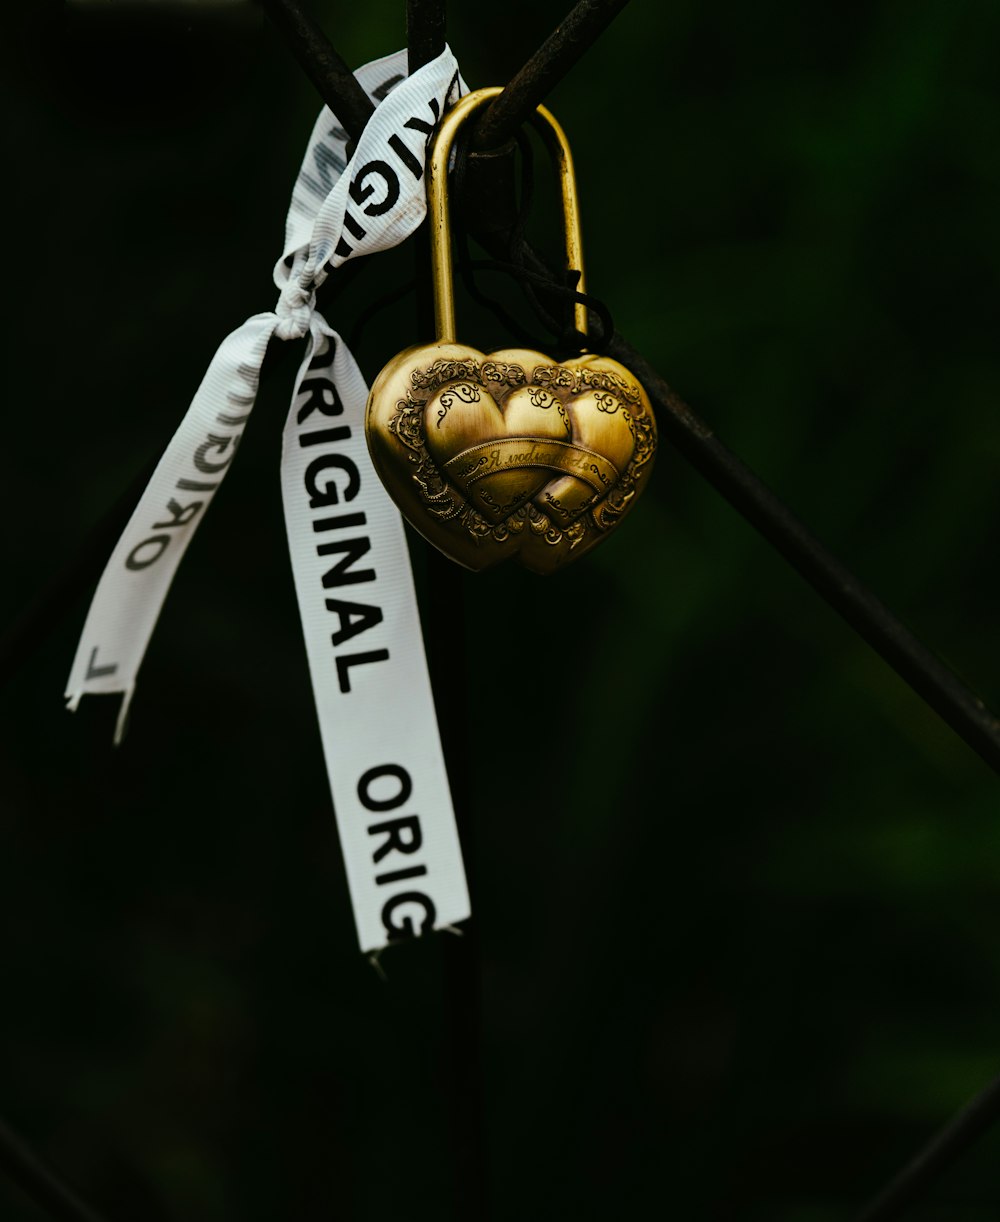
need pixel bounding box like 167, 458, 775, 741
1, 1, 999, 1219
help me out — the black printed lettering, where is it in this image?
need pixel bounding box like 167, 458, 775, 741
336, 648, 390, 691
371, 73, 404, 102
388, 132, 424, 179
325, 597, 383, 646
126, 535, 170, 570
308, 337, 336, 371
404, 104, 439, 139
176, 478, 218, 492
342, 211, 366, 240
194, 432, 239, 474
349, 160, 400, 217
318, 537, 375, 586
313, 512, 367, 533
375, 864, 428, 886
367, 814, 422, 862
358, 764, 412, 812
297, 377, 344, 423
85, 647, 118, 680
153, 499, 203, 530
301, 140, 348, 200
301, 426, 351, 447
381, 892, 436, 940
230, 363, 260, 404
305, 454, 360, 506
403, 101, 440, 162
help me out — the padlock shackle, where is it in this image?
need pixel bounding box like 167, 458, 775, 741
426, 86, 588, 347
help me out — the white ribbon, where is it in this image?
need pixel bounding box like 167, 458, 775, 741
65, 48, 470, 954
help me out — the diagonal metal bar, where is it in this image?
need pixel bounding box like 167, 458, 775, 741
0, 1115, 118, 1222
853, 1070, 1000, 1221
267, 0, 631, 154
472, 0, 631, 150
261, 0, 374, 141
606, 334, 1000, 775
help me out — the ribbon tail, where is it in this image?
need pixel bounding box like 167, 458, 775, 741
64, 314, 279, 736
280, 316, 471, 954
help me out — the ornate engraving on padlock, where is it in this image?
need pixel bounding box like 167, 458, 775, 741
365, 87, 657, 574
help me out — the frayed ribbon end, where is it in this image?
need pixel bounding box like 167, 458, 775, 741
367, 950, 388, 982
113, 686, 136, 747
63, 685, 136, 747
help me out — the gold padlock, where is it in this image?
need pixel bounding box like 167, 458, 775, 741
365, 87, 657, 574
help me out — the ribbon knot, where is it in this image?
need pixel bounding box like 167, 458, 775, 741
275, 281, 315, 340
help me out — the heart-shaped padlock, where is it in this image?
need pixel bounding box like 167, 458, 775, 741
365, 87, 657, 574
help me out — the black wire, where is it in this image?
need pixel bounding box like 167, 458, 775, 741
451, 125, 615, 354
346, 275, 417, 352
452, 128, 541, 346
344, 122, 615, 357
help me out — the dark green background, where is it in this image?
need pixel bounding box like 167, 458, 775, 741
2, 2, 999, 1219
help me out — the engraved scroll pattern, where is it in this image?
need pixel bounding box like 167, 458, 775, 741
389, 358, 655, 550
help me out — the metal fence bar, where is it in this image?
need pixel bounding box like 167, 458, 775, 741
262, 0, 374, 138
608, 335, 1000, 775
0, 1115, 118, 1222
854, 1070, 1000, 1221
471, 0, 630, 150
